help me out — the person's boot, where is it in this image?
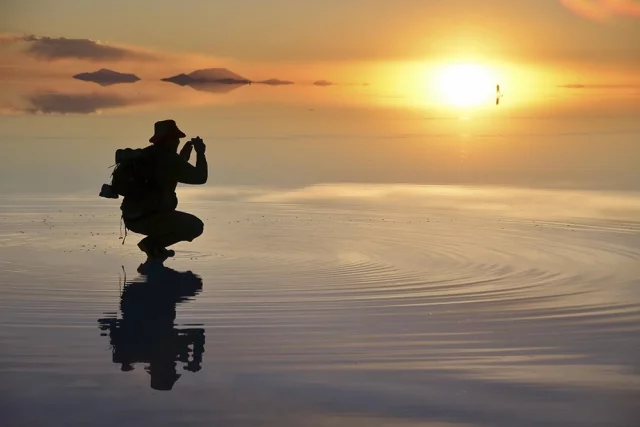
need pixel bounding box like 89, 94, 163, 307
159, 248, 176, 258
138, 240, 161, 260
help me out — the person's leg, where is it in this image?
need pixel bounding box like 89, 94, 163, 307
125, 211, 204, 255
150, 211, 204, 249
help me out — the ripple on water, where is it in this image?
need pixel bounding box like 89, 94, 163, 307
1, 198, 639, 419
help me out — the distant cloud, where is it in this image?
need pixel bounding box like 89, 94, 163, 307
25, 92, 137, 114
559, 0, 640, 21
2, 34, 156, 61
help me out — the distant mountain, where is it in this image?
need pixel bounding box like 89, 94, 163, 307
161, 73, 193, 86
558, 84, 586, 89
313, 80, 334, 87
189, 68, 248, 82
258, 79, 295, 86
73, 69, 140, 86
162, 68, 251, 85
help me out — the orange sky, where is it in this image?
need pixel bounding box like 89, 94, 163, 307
0, 0, 639, 118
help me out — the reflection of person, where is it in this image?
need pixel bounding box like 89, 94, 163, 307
121, 119, 208, 263
98, 265, 205, 391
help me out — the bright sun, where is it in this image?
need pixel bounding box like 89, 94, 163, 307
433, 63, 497, 108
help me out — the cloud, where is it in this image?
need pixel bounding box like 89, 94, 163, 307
2, 34, 157, 62
559, 0, 640, 21
0, 32, 248, 82
24, 92, 139, 114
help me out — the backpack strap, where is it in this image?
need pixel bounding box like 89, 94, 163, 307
120, 216, 128, 245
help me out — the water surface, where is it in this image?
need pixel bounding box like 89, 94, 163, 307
1, 186, 639, 426
1, 82, 639, 426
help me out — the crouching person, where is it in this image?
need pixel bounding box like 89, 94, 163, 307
121, 119, 208, 265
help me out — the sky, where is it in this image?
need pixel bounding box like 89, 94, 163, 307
1, 0, 639, 84
1, 0, 639, 194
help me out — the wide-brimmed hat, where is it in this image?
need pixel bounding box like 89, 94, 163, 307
148, 368, 182, 391
149, 119, 186, 143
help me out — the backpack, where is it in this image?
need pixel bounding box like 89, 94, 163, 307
107, 146, 157, 199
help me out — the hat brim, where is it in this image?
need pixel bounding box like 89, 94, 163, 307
149, 129, 186, 143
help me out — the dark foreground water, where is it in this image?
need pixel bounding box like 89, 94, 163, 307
1, 186, 639, 427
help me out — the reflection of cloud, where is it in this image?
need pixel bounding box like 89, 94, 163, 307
558, 84, 587, 89
0, 77, 247, 116
559, 0, 640, 20
186, 82, 246, 94
246, 184, 640, 221
558, 83, 639, 89
4, 34, 156, 61
258, 79, 295, 86
25, 92, 138, 114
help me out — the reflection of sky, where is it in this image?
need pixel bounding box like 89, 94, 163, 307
1, 191, 639, 425
0, 77, 379, 115
0, 79, 639, 194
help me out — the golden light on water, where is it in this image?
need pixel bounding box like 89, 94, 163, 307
370, 58, 556, 113
432, 63, 497, 108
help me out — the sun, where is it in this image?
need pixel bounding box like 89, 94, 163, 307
433, 63, 497, 108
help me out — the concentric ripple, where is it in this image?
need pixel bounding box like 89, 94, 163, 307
1, 191, 639, 427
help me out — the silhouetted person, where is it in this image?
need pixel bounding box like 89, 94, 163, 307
98, 264, 205, 391
121, 119, 208, 262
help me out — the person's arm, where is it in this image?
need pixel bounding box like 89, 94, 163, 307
175, 139, 208, 184
179, 141, 193, 162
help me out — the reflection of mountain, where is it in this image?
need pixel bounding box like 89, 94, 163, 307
98, 265, 205, 391
73, 69, 141, 86
258, 79, 295, 86
162, 68, 251, 85
186, 82, 246, 94
25, 92, 134, 114
314, 80, 334, 87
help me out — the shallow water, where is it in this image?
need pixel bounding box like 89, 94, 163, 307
1, 186, 639, 426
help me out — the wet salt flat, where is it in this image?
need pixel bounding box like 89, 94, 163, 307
1, 185, 639, 427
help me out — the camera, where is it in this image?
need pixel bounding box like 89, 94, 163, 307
99, 183, 119, 199
189, 136, 205, 153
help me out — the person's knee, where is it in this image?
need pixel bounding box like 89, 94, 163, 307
186, 217, 204, 241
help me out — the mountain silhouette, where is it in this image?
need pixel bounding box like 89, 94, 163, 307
162, 68, 251, 85
73, 69, 141, 86
258, 78, 295, 86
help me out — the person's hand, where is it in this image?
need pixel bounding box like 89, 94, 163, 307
192, 136, 206, 154
179, 140, 193, 160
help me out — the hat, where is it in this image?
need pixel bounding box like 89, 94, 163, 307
148, 368, 182, 391
149, 119, 186, 143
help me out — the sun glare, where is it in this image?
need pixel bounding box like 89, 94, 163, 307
433, 63, 497, 108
